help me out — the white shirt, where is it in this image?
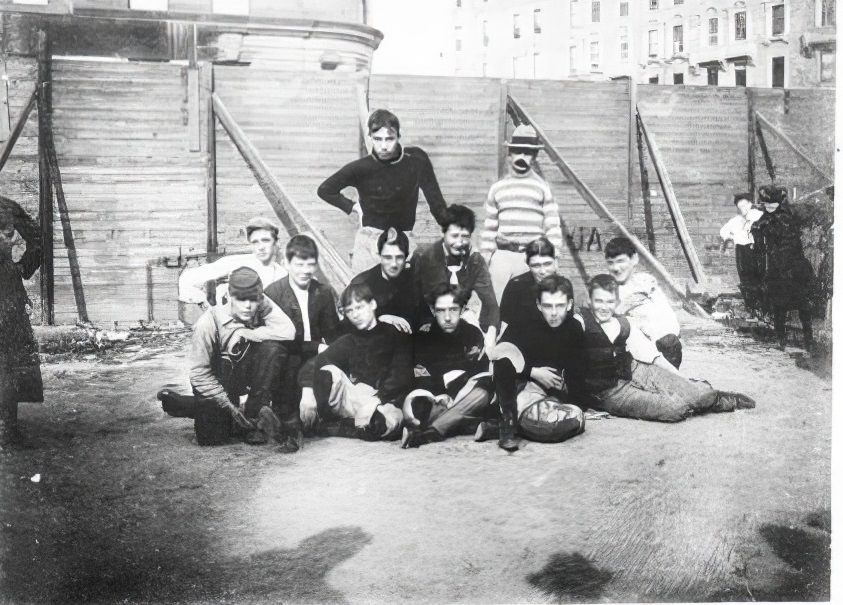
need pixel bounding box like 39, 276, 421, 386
617, 272, 680, 341
178, 253, 287, 304
720, 208, 763, 246
291, 283, 311, 341
599, 317, 661, 364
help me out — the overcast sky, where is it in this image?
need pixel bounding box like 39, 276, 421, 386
368, 0, 452, 75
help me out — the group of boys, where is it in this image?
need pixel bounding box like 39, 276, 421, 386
159, 109, 754, 453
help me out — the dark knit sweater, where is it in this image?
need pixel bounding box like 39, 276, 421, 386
314, 321, 412, 403
499, 313, 586, 400
499, 271, 542, 329
413, 320, 487, 396
349, 263, 418, 327
316, 146, 448, 231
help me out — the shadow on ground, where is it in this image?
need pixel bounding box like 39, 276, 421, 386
526, 552, 613, 603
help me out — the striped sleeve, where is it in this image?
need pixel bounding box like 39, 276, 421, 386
479, 182, 500, 256
540, 182, 564, 256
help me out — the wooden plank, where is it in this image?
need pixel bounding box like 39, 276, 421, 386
635, 113, 656, 255
212, 91, 353, 294
356, 79, 371, 155
507, 93, 709, 318
0, 61, 10, 141
497, 79, 509, 178
36, 31, 53, 326
747, 88, 756, 197
637, 109, 707, 285
626, 78, 636, 222
187, 66, 200, 151
755, 110, 833, 184
206, 92, 217, 254
755, 120, 776, 183
0, 85, 37, 173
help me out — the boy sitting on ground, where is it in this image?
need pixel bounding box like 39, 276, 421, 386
300, 283, 411, 441
604, 237, 683, 368
580, 274, 754, 422
400, 284, 495, 449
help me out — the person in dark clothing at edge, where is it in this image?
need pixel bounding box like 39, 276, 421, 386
300, 282, 411, 441
400, 284, 496, 449
499, 236, 560, 328
348, 227, 418, 334
263, 235, 342, 453
413, 204, 500, 332
751, 185, 815, 353
317, 108, 449, 274
158, 267, 296, 446
481, 274, 587, 452
579, 274, 755, 422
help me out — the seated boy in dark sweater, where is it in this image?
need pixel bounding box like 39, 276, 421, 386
400, 284, 495, 449
302, 282, 412, 441
483, 274, 587, 452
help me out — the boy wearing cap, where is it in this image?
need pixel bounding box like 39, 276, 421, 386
413, 205, 499, 332
178, 216, 287, 307
719, 193, 764, 316
264, 235, 342, 451
400, 284, 494, 449
348, 227, 418, 333
301, 283, 412, 441
159, 267, 296, 446
480, 125, 563, 301
604, 237, 683, 368
317, 109, 449, 273
580, 274, 754, 422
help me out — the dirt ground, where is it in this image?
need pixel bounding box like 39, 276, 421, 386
0, 320, 831, 604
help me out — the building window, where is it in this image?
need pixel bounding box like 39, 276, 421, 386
456, 0, 461, 6
673, 25, 683, 53
709, 17, 719, 45
771, 4, 785, 36
650, 0, 659, 9
620, 41, 629, 61
590, 41, 600, 69
673, 72, 684, 84
707, 66, 719, 85
533, 52, 541, 77
735, 11, 746, 40
513, 14, 521, 38
649, 76, 659, 83
820, 50, 835, 83
735, 65, 747, 86
212, 0, 248, 14
534, 9, 542, 33
592, 1, 600, 22
772, 56, 784, 87
482, 20, 489, 47
620, 1, 628, 17
821, 0, 836, 26
130, 0, 168, 9
570, 46, 578, 73
648, 29, 658, 56
455, 26, 462, 51
674, 0, 684, 4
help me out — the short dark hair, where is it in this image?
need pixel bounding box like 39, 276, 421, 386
368, 109, 400, 137
340, 283, 375, 308
377, 227, 410, 256
604, 237, 637, 260
587, 273, 619, 297
525, 236, 555, 262
426, 283, 470, 308
285, 234, 319, 261
733, 193, 752, 206
441, 204, 476, 234
536, 274, 574, 303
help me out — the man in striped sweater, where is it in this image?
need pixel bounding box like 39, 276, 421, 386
480, 124, 564, 302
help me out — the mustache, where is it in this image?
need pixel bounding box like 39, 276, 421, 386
513, 158, 531, 171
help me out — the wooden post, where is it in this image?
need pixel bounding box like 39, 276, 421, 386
36, 30, 53, 326
0, 59, 10, 142
497, 80, 509, 178
755, 110, 833, 184
0, 86, 37, 173
635, 113, 657, 254
747, 88, 756, 198
356, 79, 371, 155
212, 93, 354, 293
507, 93, 709, 318
205, 67, 217, 255
637, 110, 707, 284
626, 77, 636, 222
755, 120, 776, 183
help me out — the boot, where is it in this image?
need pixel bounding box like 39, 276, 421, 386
712, 390, 756, 412
474, 420, 500, 442
158, 389, 196, 418
401, 427, 444, 449
498, 414, 519, 452
278, 419, 305, 454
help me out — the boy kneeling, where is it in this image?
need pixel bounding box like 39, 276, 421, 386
301, 283, 411, 440
581, 274, 754, 422
482, 274, 587, 452
400, 284, 495, 448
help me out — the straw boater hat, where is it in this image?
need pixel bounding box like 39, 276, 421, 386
505, 124, 544, 150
